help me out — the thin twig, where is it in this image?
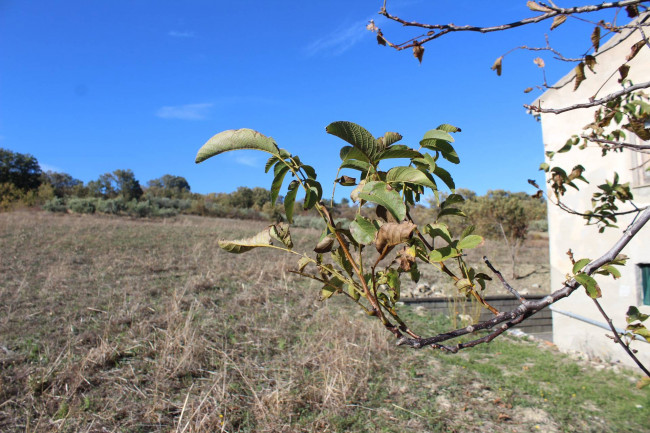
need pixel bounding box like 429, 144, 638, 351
483, 256, 526, 303
591, 298, 650, 376
581, 135, 650, 151
525, 80, 650, 114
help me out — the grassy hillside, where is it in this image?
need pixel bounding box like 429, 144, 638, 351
0, 212, 648, 432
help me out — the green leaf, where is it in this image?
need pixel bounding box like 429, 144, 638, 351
376, 131, 403, 147
429, 246, 460, 262
332, 246, 354, 276
348, 284, 361, 301
271, 163, 290, 206
460, 225, 475, 239
301, 164, 317, 180
297, 256, 310, 272
358, 181, 406, 221
433, 165, 455, 190
321, 286, 337, 300
265, 156, 279, 173
386, 268, 400, 302
627, 306, 650, 324
340, 146, 369, 162
386, 166, 436, 190
457, 235, 483, 250
441, 193, 464, 208
303, 179, 322, 210
421, 139, 460, 164
284, 181, 299, 223
438, 207, 466, 218
596, 264, 621, 279
409, 262, 421, 283
540, 162, 550, 172
196, 128, 279, 163
340, 159, 371, 173
349, 215, 378, 245
436, 124, 461, 133
423, 129, 454, 142
323, 277, 345, 300
627, 323, 650, 340
376, 145, 422, 160
572, 258, 591, 274
424, 223, 452, 244
326, 121, 384, 161
218, 228, 272, 253
574, 273, 601, 298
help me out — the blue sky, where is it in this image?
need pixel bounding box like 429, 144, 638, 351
0, 1, 620, 199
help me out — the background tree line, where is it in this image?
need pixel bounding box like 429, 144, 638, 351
0, 147, 546, 242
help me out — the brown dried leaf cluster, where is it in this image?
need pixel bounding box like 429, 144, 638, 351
375, 221, 416, 253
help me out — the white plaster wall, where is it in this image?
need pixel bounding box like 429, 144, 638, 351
536, 18, 650, 367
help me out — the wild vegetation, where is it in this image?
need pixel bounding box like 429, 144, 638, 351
1, 212, 648, 432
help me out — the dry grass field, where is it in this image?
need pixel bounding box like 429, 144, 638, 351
1, 211, 648, 432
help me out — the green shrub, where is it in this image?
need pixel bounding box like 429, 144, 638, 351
68, 198, 96, 214
129, 200, 154, 218
153, 207, 178, 218
97, 198, 127, 215
42, 197, 67, 213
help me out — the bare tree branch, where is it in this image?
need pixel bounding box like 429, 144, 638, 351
581, 135, 650, 151
379, 1, 648, 49
525, 80, 650, 114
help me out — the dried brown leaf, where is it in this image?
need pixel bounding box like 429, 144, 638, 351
573, 62, 586, 91
413, 43, 424, 64
550, 14, 567, 30
527, 1, 552, 12
528, 179, 540, 189
533, 57, 545, 68
524, 87, 534, 93
396, 246, 416, 272
626, 40, 645, 61
626, 5, 639, 18
568, 165, 584, 181
314, 235, 335, 253
366, 20, 378, 32
591, 26, 601, 52
377, 30, 387, 46
336, 175, 357, 186
531, 190, 543, 199
375, 221, 416, 253
491, 56, 503, 76
618, 64, 630, 83
584, 55, 597, 73
624, 117, 650, 140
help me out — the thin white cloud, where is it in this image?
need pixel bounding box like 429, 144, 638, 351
168, 30, 195, 38
306, 19, 370, 56
40, 163, 64, 173
234, 155, 259, 168
156, 103, 213, 120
